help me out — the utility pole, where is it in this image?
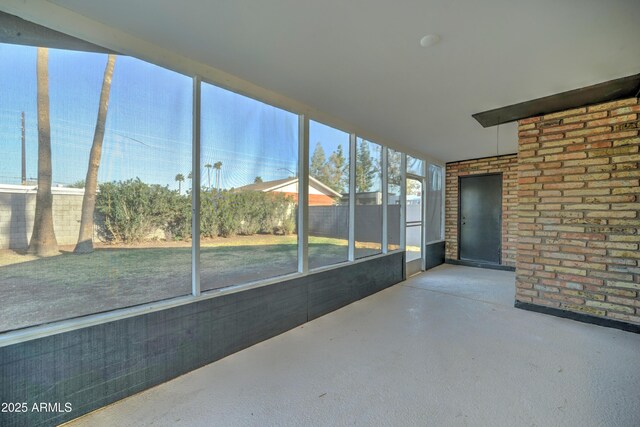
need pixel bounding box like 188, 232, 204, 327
21, 111, 26, 185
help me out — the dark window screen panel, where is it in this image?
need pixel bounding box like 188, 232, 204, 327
354, 138, 382, 259
406, 177, 423, 262
426, 164, 443, 242
200, 82, 299, 291
407, 155, 424, 176
387, 149, 402, 251
0, 42, 193, 332
308, 120, 350, 270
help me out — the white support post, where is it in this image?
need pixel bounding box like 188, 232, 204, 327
348, 134, 357, 261
440, 165, 446, 241
298, 115, 309, 274
381, 147, 388, 254
421, 175, 427, 271
191, 76, 201, 296
400, 153, 407, 251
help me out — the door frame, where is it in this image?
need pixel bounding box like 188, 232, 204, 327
457, 172, 503, 265
406, 173, 426, 276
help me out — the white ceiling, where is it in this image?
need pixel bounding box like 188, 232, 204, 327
50, 0, 640, 162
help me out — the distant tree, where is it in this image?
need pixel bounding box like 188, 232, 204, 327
310, 142, 327, 182
75, 54, 117, 254
406, 178, 422, 199
28, 47, 59, 257
204, 163, 212, 189
175, 173, 185, 193
213, 161, 222, 190
69, 180, 85, 189
254, 176, 263, 183
386, 149, 417, 200
327, 144, 348, 193
355, 140, 377, 193
387, 150, 402, 187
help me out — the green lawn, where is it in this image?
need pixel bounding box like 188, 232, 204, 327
0, 235, 367, 331
0, 235, 410, 332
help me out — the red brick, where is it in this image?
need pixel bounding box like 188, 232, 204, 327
519, 116, 542, 125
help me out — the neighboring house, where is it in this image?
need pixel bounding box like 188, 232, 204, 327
351, 191, 382, 206
236, 176, 343, 206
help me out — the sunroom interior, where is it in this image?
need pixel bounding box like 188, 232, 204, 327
1, 1, 639, 426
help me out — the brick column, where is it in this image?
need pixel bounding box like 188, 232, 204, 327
516, 98, 640, 325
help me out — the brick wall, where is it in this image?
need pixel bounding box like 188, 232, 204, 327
445, 154, 519, 267
516, 98, 640, 325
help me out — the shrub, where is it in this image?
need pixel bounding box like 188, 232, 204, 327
164, 190, 191, 241
95, 180, 296, 242
96, 178, 187, 243
263, 193, 296, 235
236, 191, 262, 236
200, 190, 219, 238
215, 191, 242, 237
213, 190, 294, 237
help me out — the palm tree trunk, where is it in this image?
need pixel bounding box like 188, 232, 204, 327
75, 54, 116, 254
29, 47, 59, 257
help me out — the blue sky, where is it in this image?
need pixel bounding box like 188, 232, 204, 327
0, 43, 192, 188
0, 42, 351, 192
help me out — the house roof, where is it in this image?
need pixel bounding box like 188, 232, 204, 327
236, 176, 342, 198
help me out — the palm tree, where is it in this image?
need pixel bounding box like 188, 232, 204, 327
175, 173, 185, 193
75, 54, 116, 254
28, 47, 59, 257
213, 161, 222, 191
204, 163, 212, 189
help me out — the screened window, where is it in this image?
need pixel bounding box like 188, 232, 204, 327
354, 138, 382, 258
407, 155, 424, 176
0, 43, 192, 332
308, 121, 350, 269
387, 148, 402, 251
200, 82, 298, 290
426, 164, 444, 242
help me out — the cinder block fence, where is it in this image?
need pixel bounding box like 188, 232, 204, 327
0, 185, 84, 250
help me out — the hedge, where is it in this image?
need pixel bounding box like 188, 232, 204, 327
95, 178, 296, 243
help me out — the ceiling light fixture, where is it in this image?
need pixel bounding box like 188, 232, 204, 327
419, 34, 441, 48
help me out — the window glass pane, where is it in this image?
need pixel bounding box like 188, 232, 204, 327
387, 148, 402, 251
200, 82, 298, 290
407, 155, 424, 176
308, 121, 349, 269
406, 177, 423, 261
426, 164, 444, 242
0, 43, 192, 332
354, 138, 382, 258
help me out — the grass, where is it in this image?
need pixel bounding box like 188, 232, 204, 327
0, 236, 347, 284
0, 234, 414, 331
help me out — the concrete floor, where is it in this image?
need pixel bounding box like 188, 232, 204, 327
69, 264, 640, 427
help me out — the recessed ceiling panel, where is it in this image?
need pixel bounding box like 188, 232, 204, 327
49, 0, 640, 161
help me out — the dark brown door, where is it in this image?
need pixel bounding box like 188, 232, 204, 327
459, 174, 502, 264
